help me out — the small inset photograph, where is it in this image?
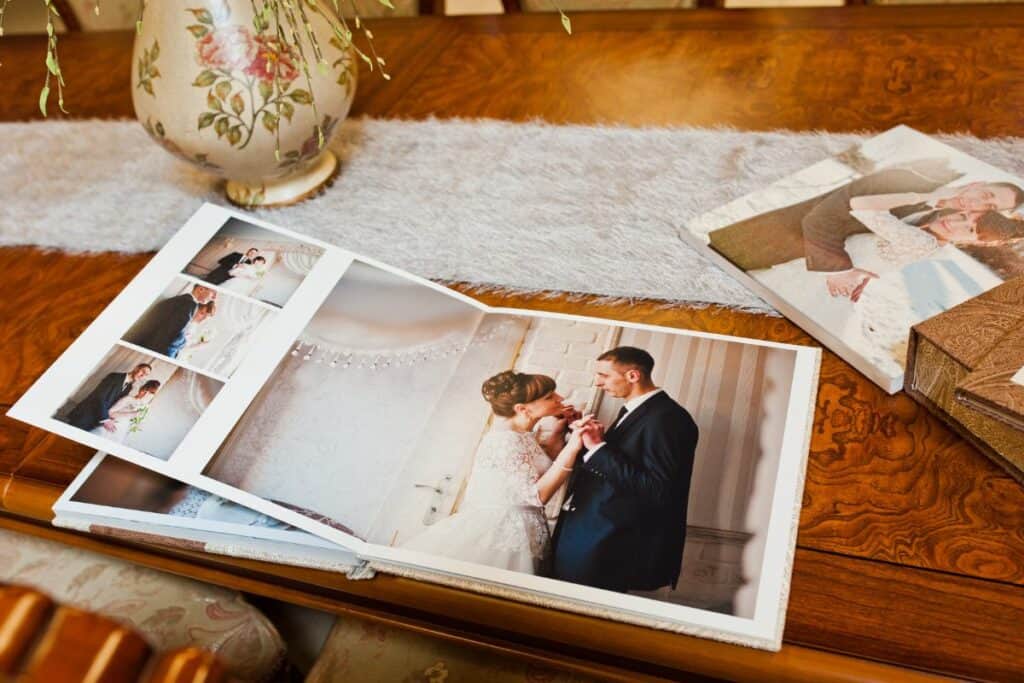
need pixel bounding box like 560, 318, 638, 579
52, 345, 223, 460
121, 276, 273, 378
183, 217, 325, 307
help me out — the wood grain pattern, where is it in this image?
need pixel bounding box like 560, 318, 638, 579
5, 9, 1024, 681
3, 7, 1024, 133
383, 9, 1024, 135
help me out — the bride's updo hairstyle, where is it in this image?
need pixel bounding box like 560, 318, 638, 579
481, 371, 556, 418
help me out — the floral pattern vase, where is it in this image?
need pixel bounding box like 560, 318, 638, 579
132, 0, 357, 206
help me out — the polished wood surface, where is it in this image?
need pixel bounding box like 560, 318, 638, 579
3, 7, 1024, 682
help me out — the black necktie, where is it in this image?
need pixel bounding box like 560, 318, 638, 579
608, 405, 629, 434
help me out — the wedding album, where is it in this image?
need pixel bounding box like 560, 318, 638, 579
9, 203, 821, 651
905, 277, 1024, 484
684, 125, 1024, 393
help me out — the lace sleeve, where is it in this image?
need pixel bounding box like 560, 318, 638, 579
464, 432, 546, 508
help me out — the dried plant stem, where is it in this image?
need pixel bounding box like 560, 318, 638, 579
40, 0, 67, 115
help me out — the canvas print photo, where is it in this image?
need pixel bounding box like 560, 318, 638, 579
183, 216, 325, 307
52, 345, 224, 460
120, 276, 274, 378
200, 259, 814, 634
686, 126, 1024, 390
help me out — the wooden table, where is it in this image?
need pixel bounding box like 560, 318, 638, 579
3, 7, 1024, 681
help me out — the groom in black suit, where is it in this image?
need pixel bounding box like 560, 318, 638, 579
550, 346, 698, 593
122, 284, 217, 358
205, 248, 259, 285
63, 362, 152, 431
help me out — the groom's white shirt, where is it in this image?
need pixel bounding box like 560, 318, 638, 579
582, 388, 664, 463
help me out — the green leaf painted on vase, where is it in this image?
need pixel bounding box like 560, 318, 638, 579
258, 80, 273, 103
227, 126, 242, 146
193, 70, 217, 87
207, 91, 222, 111
262, 111, 279, 133
198, 112, 217, 129
215, 116, 230, 138
186, 24, 209, 39
187, 8, 214, 25
280, 100, 294, 122
151, 40, 160, 60
288, 89, 313, 104
230, 92, 245, 115
215, 81, 232, 101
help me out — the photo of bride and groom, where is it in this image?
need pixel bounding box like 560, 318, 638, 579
203, 248, 268, 291
122, 278, 273, 378
688, 127, 1024, 387
200, 259, 806, 618
54, 346, 223, 459
184, 217, 325, 308
403, 346, 699, 593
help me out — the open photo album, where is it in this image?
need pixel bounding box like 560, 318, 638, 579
684, 125, 1024, 393
10, 204, 820, 651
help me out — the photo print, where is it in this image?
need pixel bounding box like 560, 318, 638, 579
686, 126, 1024, 391
121, 276, 274, 378
184, 216, 325, 307
52, 345, 223, 460
201, 259, 814, 627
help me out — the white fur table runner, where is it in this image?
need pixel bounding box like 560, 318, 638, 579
4, 118, 1023, 312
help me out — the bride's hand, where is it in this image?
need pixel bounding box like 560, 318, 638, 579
101, 420, 117, 433
551, 405, 582, 436
566, 427, 584, 452
826, 268, 877, 301
569, 413, 596, 432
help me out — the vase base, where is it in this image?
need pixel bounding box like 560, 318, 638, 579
224, 151, 339, 208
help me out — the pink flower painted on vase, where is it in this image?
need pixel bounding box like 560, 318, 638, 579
245, 35, 300, 84
196, 25, 257, 72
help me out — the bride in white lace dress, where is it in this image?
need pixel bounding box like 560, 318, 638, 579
754, 209, 1017, 380
403, 371, 587, 574
219, 256, 268, 296
90, 380, 161, 444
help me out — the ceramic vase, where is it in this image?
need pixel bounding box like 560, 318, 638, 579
131, 0, 357, 206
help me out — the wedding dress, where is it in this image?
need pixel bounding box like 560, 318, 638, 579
90, 395, 152, 444
402, 429, 553, 574
220, 263, 264, 296
176, 321, 214, 363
